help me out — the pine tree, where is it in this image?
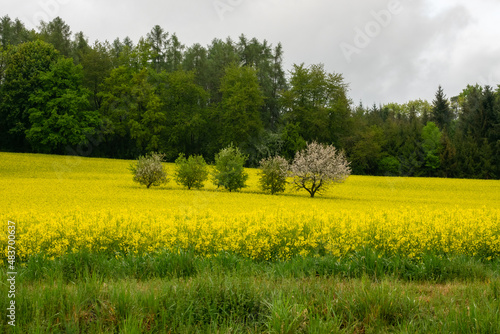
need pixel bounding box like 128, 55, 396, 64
431, 85, 453, 131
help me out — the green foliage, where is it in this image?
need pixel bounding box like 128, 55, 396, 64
0, 40, 59, 151
213, 145, 249, 192
71, 31, 90, 65
0, 16, 31, 48
204, 38, 239, 104
146, 24, 168, 72
25, 57, 100, 153
129, 152, 168, 188
431, 85, 453, 130
349, 125, 385, 175
265, 293, 308, 333
0, 17, 499, 179
280, 122, 306, 161
126, 69, 166, 153
219, 63, 265, 147
397, 113, 425, 177
97, 65, 137, 157
6, 251, 500, 333
99, 67, 168, 157
174, 153, 209, 189
422, 122, 442, 153
421, 122, 442, 174
259, 156, 289, 194
241, 129, 284, 167
378, 156, 400, 175
281, 63, 351, 144
157, 69, 209, 159
439, 130, 458, 178
81, 41, 113, 111
39, 17, 72, 57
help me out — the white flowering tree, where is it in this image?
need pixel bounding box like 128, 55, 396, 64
129, 152, 169, 188
290, 142, 351, 197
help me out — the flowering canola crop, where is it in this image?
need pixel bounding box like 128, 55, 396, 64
1, 153, 499, 261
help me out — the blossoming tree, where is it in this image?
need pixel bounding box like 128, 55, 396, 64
290, 142, 351, 197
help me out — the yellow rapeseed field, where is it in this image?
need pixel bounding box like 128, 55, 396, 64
1, 152, 499, 261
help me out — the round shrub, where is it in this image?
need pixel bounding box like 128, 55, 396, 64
259, 156, 288, 195
174, 154, 209, 190
212, 145, 248, 192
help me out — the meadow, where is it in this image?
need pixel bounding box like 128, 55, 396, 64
1, 152, 500, 333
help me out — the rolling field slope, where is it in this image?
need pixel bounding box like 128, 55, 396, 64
1, 152, 499, 261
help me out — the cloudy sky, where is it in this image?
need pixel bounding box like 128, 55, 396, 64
2, 0, 500, 105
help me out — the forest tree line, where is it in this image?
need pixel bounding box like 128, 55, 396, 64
0, 16, 499, 179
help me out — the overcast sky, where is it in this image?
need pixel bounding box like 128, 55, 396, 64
2, 0, 500, 106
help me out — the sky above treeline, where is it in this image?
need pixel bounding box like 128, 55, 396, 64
2, 0, 499, 106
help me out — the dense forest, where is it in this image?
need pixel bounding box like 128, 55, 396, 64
0, 16, 499, 179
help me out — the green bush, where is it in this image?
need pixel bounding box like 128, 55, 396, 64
174, 154, 209, 189
259, 156, 288, 194
213, 145, 248, 192
129, 152, 168, 188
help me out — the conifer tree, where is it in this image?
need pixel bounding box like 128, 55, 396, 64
431, 85, 453, 131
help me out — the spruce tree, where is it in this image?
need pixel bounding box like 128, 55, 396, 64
431, 85, 453, 130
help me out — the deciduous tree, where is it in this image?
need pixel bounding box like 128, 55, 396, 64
174, 154, 209, 190
25, 57, 100, 153
421, 122, 442, 175
219, 63, 264, 147
259, 156, 288, 194
156, 69, 209, 159
212, 145, 248, 192
281, 63, 351, 146
290, 142, 351, 198
130, 152, 168, 188
0, 40, 59, 151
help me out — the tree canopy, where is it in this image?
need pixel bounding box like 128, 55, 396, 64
0, 15, 499, 179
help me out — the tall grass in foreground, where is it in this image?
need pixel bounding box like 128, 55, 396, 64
1, 251, 500, 333
7, 247, 499, 283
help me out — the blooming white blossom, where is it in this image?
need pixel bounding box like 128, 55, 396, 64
129, 152, 168, 188
290, 142, 351, 197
